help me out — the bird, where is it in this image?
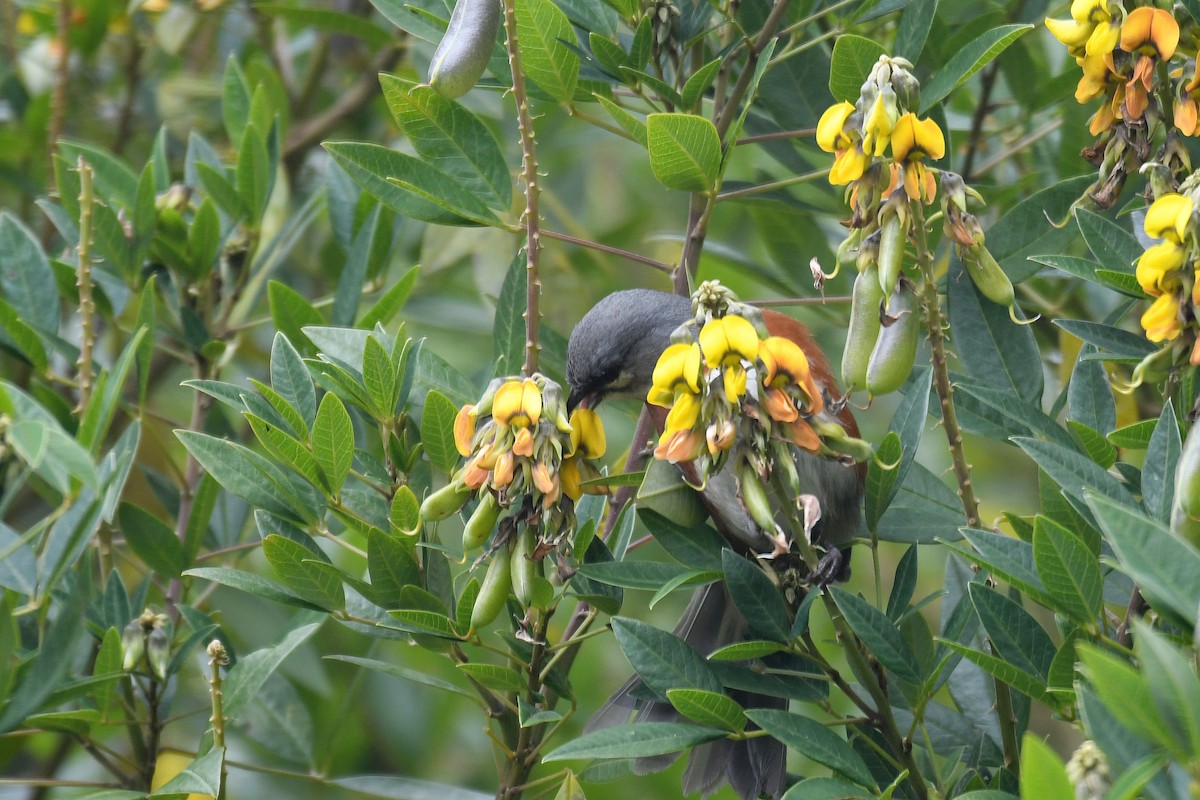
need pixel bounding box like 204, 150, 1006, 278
566, 288, 867, 800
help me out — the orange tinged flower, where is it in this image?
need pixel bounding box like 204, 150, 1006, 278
786, 417, 822, 452
654, 428, 705, 463
1120, 7, 1179, 60
454, 404, 477, 456
493, 450, 516, 487
493, 379, 542, 429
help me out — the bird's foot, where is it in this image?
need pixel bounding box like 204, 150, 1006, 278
809, 547, 845, 588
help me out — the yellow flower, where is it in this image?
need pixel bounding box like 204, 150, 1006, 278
493, 450, 516, 487
816, 101, 856, 153
830, 145, 872, 186
493, 379, 542, 429
1141, 292, 1183, 342
654, 428, 705, 463
1046, 16, 1093, 50
1075, 53, 1113, 103
1120, 7, 1178, 60
759, 335, 823, 415
532, 462, 559, 506
1144, 193, 1193, 243
1136, 242, 1186, 295
454, 404, 477, 456
647, 343, 702, 408
568, 408, 606, 459
862, 88, 898, 158
698, 316, 759, 368
1047, 0, 1120, 57
891, 114, 945, 163
664, 391, 702, 435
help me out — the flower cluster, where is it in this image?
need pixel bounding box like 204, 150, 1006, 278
420, 374, 607, 558
1134, 191, 1199, 358
648, 282, 869, 470
1046, 2, 1191, 206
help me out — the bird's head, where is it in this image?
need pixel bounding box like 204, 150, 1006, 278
566, 289, 692, 411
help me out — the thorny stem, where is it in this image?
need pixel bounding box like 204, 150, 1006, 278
207, 641, 229, 799
911, 204, 981, 527
502, 0, 542, 377
75, 159, 97, 412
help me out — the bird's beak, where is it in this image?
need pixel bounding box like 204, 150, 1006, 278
567, 391, 597, 413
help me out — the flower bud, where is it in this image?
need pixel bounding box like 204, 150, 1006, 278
147, 625, 170, 681
121, 620, 145, 672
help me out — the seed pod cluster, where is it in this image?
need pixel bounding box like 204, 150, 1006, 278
841, 253, 920, 399
427, 0, 501, 99
940, 171, 1021, 322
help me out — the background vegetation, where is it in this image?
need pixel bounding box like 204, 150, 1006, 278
0, 0, 1198, 799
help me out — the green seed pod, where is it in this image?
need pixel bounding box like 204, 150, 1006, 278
1173, 424, 1200, 541
738, 462, 777, 534
866, 282, 920, 397
961, 244, 1015, 309
510, 529, 540, 608
812, 419, 875, 462
471, 545, 513, 629
146, 626, 170, 681
420, 480, 472, 524
877, 209, 906, 299
842, 263, 884, 393
462, 492, 501, 551
427, 0, 501, 100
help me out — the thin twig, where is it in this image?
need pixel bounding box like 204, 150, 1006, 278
47, 0, 71, 186
716, 168, 829, 202
539, 229, 673, 273
750, 295, 851, 306
736, 127, 814, 145
112, 32, 144, 158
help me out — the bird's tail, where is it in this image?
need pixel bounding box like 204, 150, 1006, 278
587, 582, 787, 800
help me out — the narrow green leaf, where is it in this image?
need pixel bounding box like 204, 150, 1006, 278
332, 204, 379, 327
513, 0, 580, 101
270, 332, 318, 429
368, 529, 420, 608
118, 503, 185, 577
1078, 644, 1175, 751
223, 624, 320, 719
681, 58, 721, 110
1032, 516, 1101, 625
268, 282, 323, 355
745, 708, 876, 789
149, 746, 224, 797
939, 639, 1047, 701
721, 549, 791, 643
360, 265, 419, 330
244, 414, 324, 490
920, 25, 1034, 112
865, 431, 903, 531
184, 566, 325, 610
646, 113, 721, 193
949, 528, 1054, 608
390, 486, 420, 534
596, 96, 647, 146
637, 509, 724, 570
457, 663, 526, 693
262, 535, 346, 610
894, 0, 938, 62
543, 722, 726, 761
1142, 401, 1181, 523
1107, 419, 1157, 449
968, 583, 1055, 681
706, 640, 785, 661
326, 655, 474, 700
1019, 734, 1073, 800
1132, 619, 1200, 758
1052, 319, 1155, 359
667, 688, 746, 732
312, 392, 354, 492
236, 123, 271, 225
829, 587, 922, 684
1076, 208, 1141, 269
610, 616, 723, 696
175, 430, 312, 522
420, 389, 460, 474
0, 212, 58, 335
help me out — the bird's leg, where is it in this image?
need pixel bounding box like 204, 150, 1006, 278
809, 545, 852, 588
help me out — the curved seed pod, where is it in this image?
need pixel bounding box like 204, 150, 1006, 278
841, 263, 884, 393
866, 281, 920, 397
510, 529, 540, 607
462, 492, 501, 551
427, 0, 502, 99
471, 544, 513, 629
961, 244, 1015, 309
1175, 423, 1200, 521
738, 462, 777, 534
420, 480, 472, 524
877, 210, 906, 299
812, 419, 875, 462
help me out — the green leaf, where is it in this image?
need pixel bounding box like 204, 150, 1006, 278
381, 78, 512, 210
968, 583, 1054, 681
1013, 436, 1135, 513
326, 655, 474, 701
828, 35, 887, 102
920, 24, 1034, 112
1142, 401, 1181, 523
184, 566, 323, 610
886, 545, 919, 621
894, 0, 938, 62
573, 560, 695, 590
1067, 421, 1117, 469
176, 430, 314, 522
1108, 419, 1157, 449
514, 0, 580, 102
637, 509, 724, 570
262, 535, 346, 610
420, 389, 461, 474
312, 392, 354, 492
1076, 208, 1141, 270
390, 486, 420, 534
149, 747, 224, 797
1052, 319, 1155, 359
865, 431, 902, 532
244, 414, 324, 490
493, 253, 527, 375
255, 4, 392, 48
270, 332, 317, 428
7, 419, 98, 493
667, 688, 746, 732
876, 461, 965, 544
1087, 494, 1200, 626
596, 96, 647, 146
268, 282, 323, 354
1032, 516, 1102, 625
721, 549, 791, 643
223, 623, 320, 719
1019, 734, 1073, 800
948, 257, 1043, 403
362, 335, 397, 421
939, 639, 1047, 701
0, 298, 49, 371
543, 722, 726, 761
681, 58, 722, 110
332, 204, 379, 327
188, 198, 221, 279
457, 663, 527, 693
646, 113, 721, 193
610, 616, 724, 696
829, 587, 922, 684
745, 708, 876, 789
989, 176, 1094, 282
1132, 619, 1200, 758
367, 529, 420, 608
706, 640, 785, 661
324, 142, 498, 226
118, 503, 185, 577
236, 123, 271, 225
1068, 345, 1116, 435
1078, 644, 1174, 751
0, 212, 58, 335
360, 265, 419, 330
949, 528, 1054, 608
781, 778, 873, 800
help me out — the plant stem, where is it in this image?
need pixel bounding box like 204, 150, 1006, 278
75, 159, 97, 412
47, 0, 71, 189
207, 640, 229, 799
501, 0, 543, 377
539, 229, 672, 273
993, 666, 1021, 780
911, 204, 981, 527
716, 168, 829, 202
